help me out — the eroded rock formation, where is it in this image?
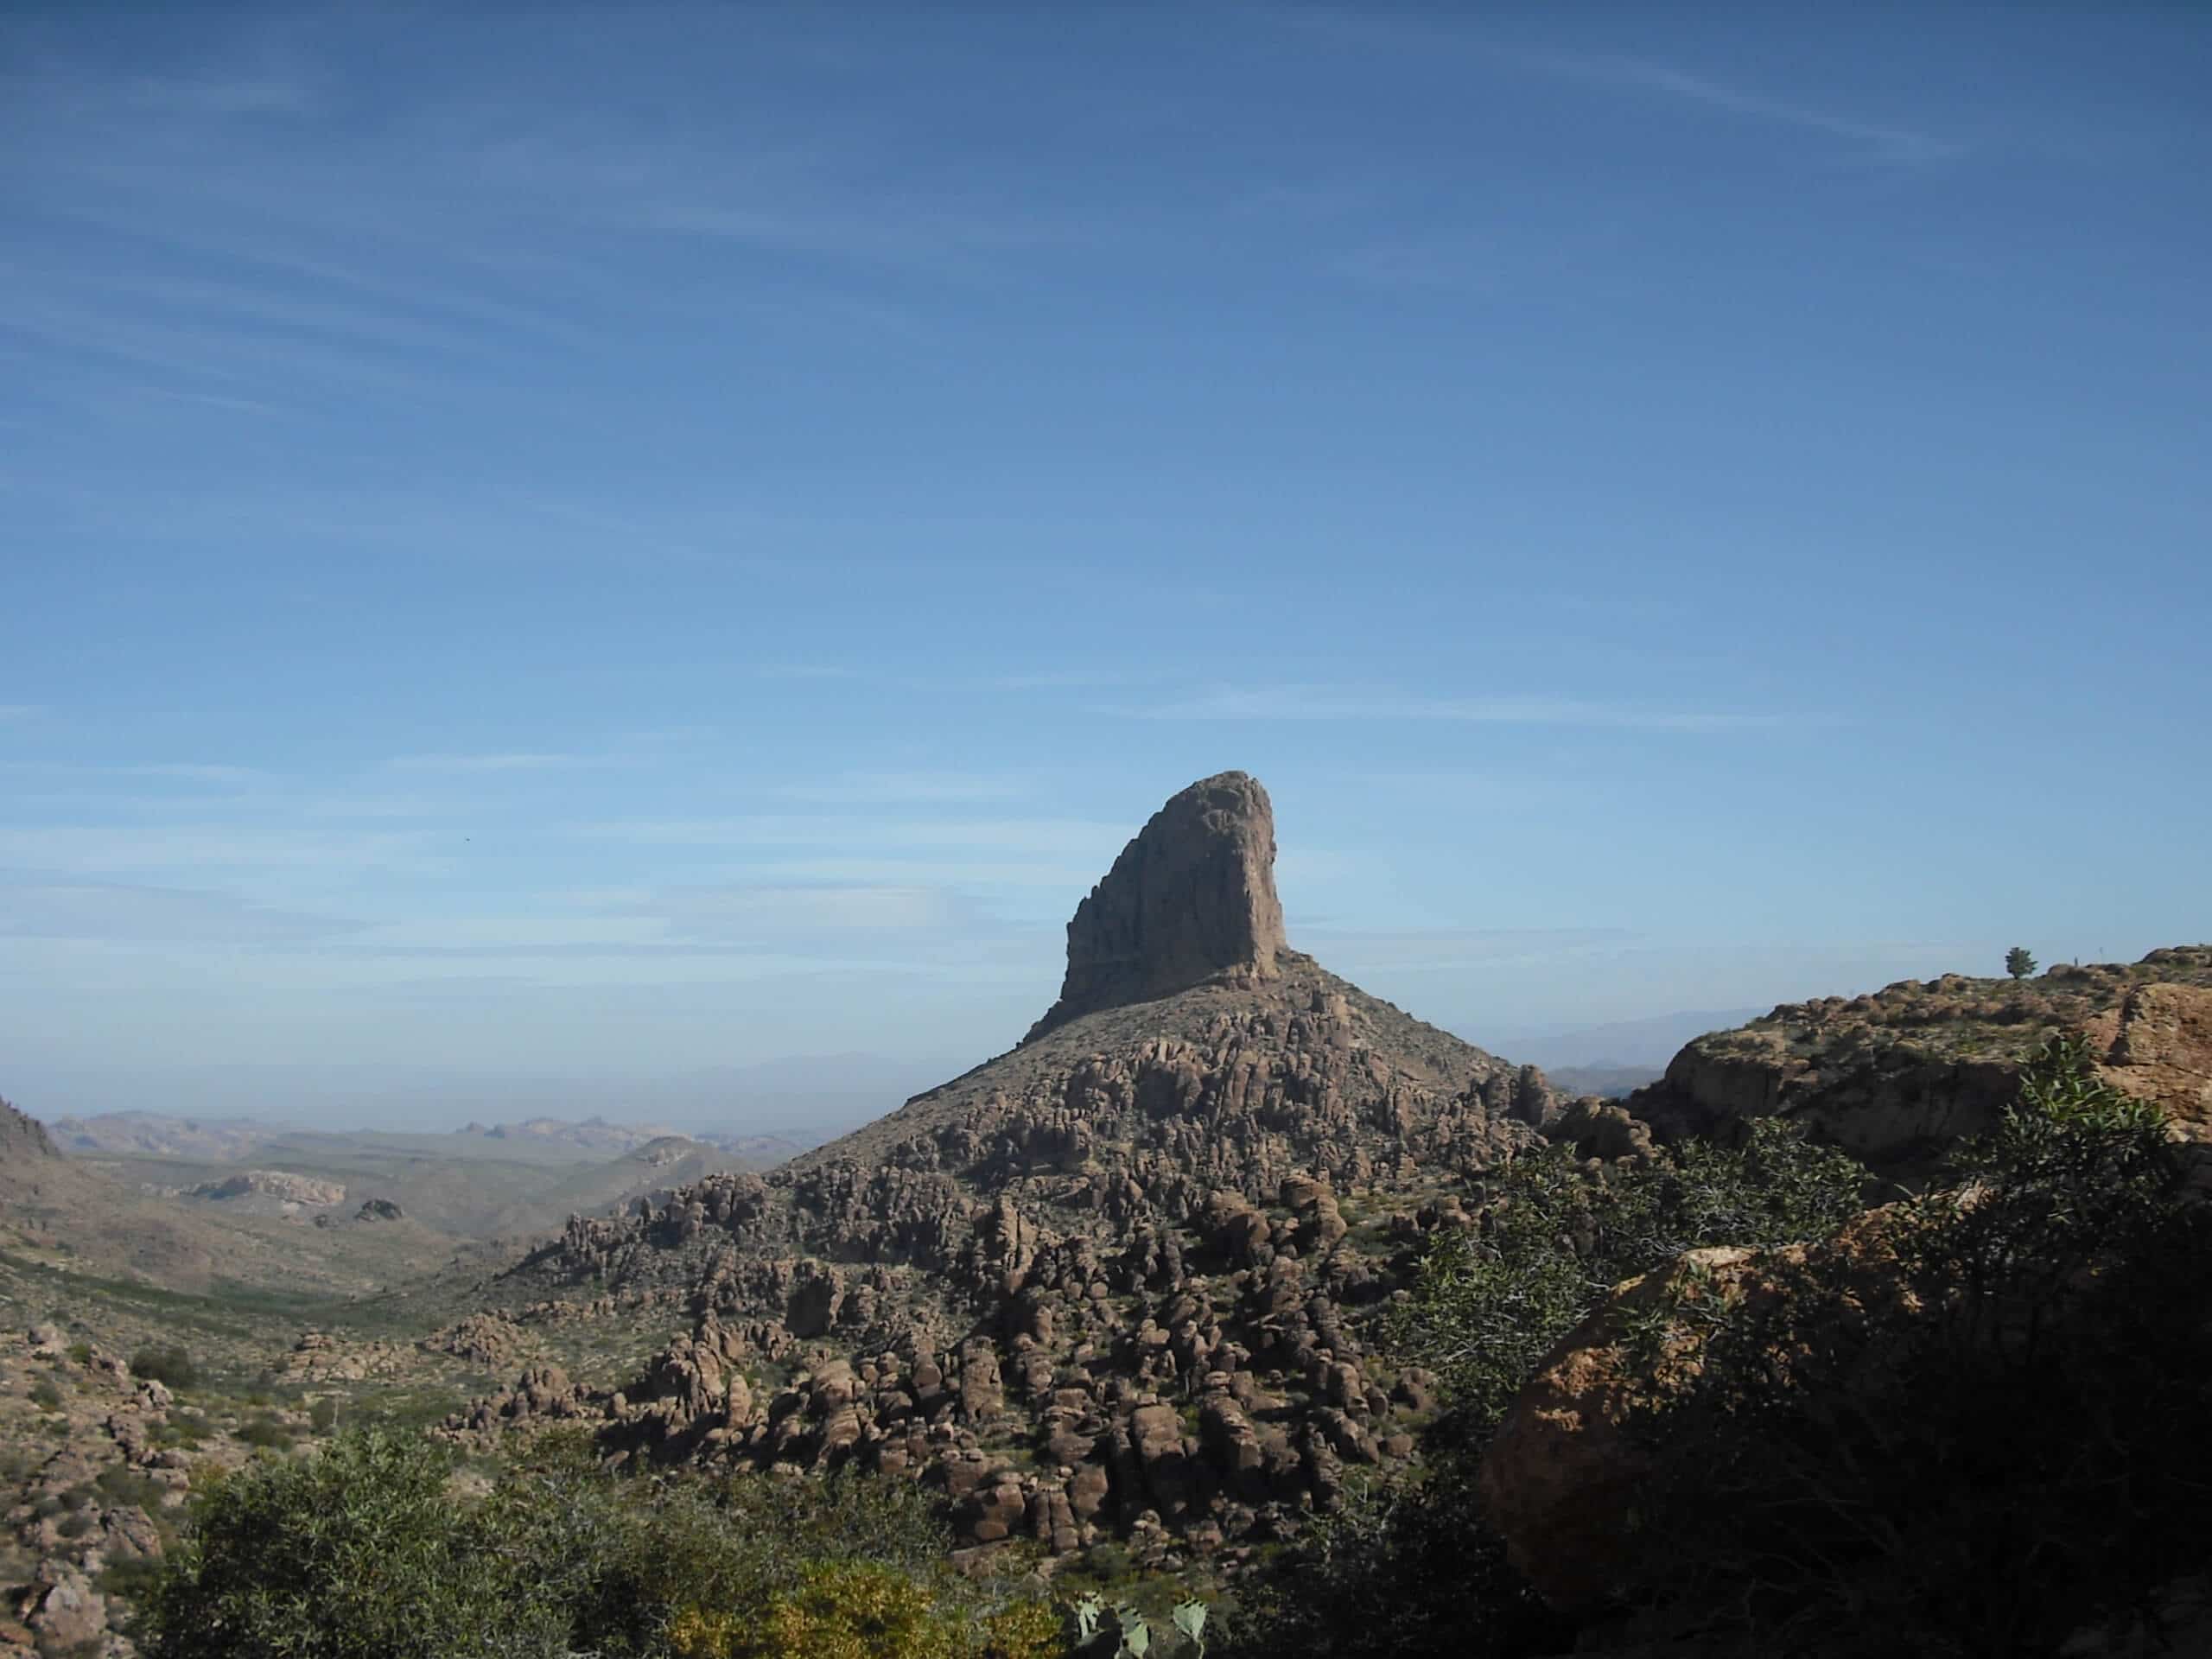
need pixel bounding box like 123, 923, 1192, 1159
1025, 772, 1287, 1042
463, 772, 1565, 1564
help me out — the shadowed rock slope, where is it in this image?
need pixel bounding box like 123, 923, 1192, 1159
480, 772, 1564, 1562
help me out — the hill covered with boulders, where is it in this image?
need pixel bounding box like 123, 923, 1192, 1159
468, 772, 1570, 1566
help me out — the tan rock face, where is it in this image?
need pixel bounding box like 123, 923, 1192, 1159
1025, 772, 1287, 1041
2094, 982, 2212, 1140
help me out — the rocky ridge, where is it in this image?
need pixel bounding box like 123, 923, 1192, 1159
1624, 946, 2212, 1175
466, 773, 1566, 1564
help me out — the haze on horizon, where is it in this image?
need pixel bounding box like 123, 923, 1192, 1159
4, 4, 2208, 1130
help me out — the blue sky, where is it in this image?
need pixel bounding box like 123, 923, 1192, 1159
3, 4, 2208, 1126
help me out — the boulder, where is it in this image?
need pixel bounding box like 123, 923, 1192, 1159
1479, 1210, 1919, 1615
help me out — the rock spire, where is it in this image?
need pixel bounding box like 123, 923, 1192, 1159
1023, 771, 1287, 1043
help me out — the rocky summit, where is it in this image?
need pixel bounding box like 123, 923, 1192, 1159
473, 772, 1566, 1564
1024, 771, 1287, 1042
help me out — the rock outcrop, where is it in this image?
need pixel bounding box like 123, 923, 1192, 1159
467, 772, 1568, 1563
188, 1170, 348, 1208
2086, 980, 2212, 1141
1025, 772, 1287, 1042
1624, 947, 2212, 1175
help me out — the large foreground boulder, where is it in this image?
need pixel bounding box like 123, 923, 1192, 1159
1479, 1208, 1919, 1616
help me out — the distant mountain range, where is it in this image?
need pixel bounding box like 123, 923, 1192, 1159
10, 1052, 950, 1138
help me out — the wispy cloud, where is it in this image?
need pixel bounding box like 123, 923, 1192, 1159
752, 664, 865, 682
125, 76, 317, 118
767, 772, 1026, 805
1512, 48, 1959, 166
567, 815, 1127, 858
119, 763, 269, 785
1279, 10, 1958, 167
1332, 232, 1514, 295
1300, 924, 1637, 974
645, 883, 972, 938
0, 824, 443, 876
992, 669, 1173, 690
0, 880, 362, 944
0, 705, 40, 722
387, 752, 625, 773
1106, 685, 1819, 732
711, 856, 1099, 892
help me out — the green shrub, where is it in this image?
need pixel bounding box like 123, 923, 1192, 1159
234, 1414, 295, 1450
1391, 1119, 1870, 1435
488, 1433, 983, 1658
140, 1428, 568, 1659
99, 1553, 168, 1603
29, 1379, 64, 1412
130, 1346, 199, 1390
96, 1465, 169, 1509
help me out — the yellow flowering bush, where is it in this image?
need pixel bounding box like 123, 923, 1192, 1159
671, 1561, 1064, 1659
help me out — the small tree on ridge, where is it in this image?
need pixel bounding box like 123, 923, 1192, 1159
2005, 946, 2037, 980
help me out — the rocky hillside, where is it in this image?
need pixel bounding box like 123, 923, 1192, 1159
475, 772, 1566, 1565
1, 1096, 224, 1288
0, 1101, 57, 1167
1625, 947, 2212, 1175
48, 1112, 275, 1160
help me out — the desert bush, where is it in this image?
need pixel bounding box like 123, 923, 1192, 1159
485, 1431, 986, 1656
130, 1346, 199, 1389
140, 1427, 568, 1659
1392, 1119, 1870, 1434
29, 1378, 65, 1412
96, 1465, 169, 1508
670, 1560, 1063, 1658
99, 1552, 168, 1603
233, 1414, 295, 1449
